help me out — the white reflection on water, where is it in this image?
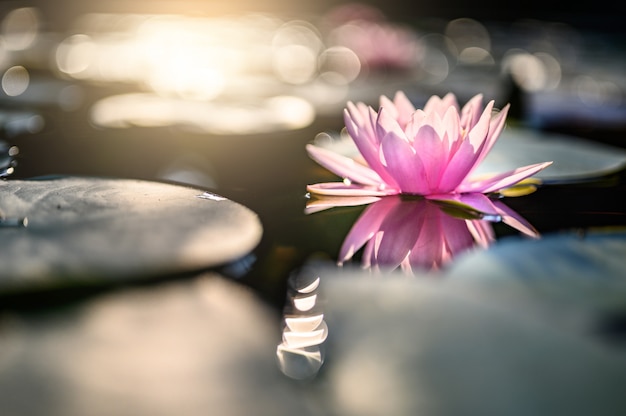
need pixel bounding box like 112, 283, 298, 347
276, 270, 328, 380
90, 93, 315, 134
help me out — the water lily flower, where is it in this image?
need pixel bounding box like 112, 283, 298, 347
306, 92, 552, 211
333, 194, 538, 273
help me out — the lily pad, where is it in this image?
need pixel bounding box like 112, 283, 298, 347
476, 128, 626, 182
312, 229, 626, 416
0, 176, 262, 293
447, 227, 626, 282
0, 275, 312, 416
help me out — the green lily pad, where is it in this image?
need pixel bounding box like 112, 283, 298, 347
0, 176, 262, 293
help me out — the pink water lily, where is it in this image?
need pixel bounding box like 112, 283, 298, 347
333, 194, 538, 273
306, 92, 552, 204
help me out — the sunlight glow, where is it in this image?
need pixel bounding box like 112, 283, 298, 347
89, 93, 314, 134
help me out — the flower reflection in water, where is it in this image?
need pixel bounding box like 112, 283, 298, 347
308, 194, 538, 274
278, 192, 538, 379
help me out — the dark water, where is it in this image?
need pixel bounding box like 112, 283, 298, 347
1, 7, 626, 416
1, 5, 625, 312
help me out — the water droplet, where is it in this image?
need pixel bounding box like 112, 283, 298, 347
480, 213, 502, 222
196, 192, 226, 201
343, 178, 352, 186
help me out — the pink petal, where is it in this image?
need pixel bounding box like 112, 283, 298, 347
422, 94, 444, 114
373, 199, 425, 269
470, 104, 510, 171
376, 106, 405, 141
380, 130, 429, 194
306, 182, 399, 197
345, 101, 370, 127
392, 91, 416, 127
344, 106, 378, 159
344, 107, 400, 188
441, 105, 461, 153
404, 109, 427, 141
378, 91, 416, 127
412, 125, 446, 191
437, 137, 479, 192
406, 203, 445, 269
361, 233, 380, 269
440, 214, 476, 256
379, 94, 398, 118
424, 92, 458, 116
459, 161, 553, 194
306, 144, 383, 186
451, 101, 510, 182
460, 94, 484, 128
339, 197, 400, 264
466, 219, 496, 247
467, 100, 494, 151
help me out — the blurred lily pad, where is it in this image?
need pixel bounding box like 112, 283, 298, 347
448, 227, 626, 281
0, 176, 262, 293
314, 228, 626, 416
0, 275, 312, 416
